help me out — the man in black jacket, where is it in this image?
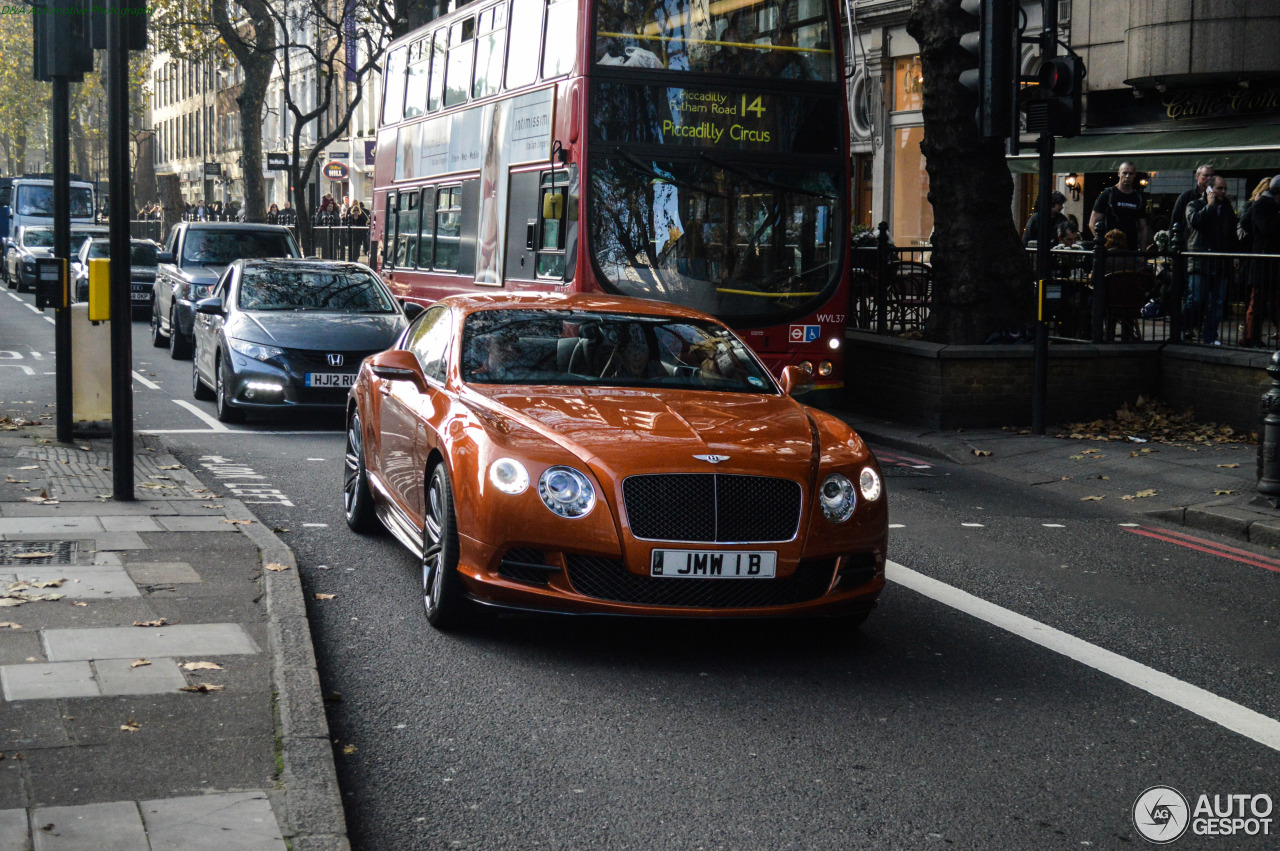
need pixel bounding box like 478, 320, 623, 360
1171, 164, 1214, 243
1241, 175, 1280, 347
1183, 176, 1240, 345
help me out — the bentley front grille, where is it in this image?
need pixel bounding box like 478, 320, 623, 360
622, 473, 802, 543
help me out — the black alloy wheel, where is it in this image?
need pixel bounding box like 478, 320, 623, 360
151, 303, 168, 347
422, 463, 472, 630
192, 355, 214, 401
169, 305, 192, 359
214, 354, 244, 423
343, 409, 381, 533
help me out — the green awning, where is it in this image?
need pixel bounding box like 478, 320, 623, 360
1007, 123, 1280, 173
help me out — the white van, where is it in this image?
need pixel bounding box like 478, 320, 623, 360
9, 178, 96, 243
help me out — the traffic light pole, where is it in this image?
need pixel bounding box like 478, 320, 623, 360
51, 79, 73, 444
108, 0, 135, 500
1030, 0, 1058, 435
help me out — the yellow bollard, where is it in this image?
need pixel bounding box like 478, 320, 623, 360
88, 257, 110, 322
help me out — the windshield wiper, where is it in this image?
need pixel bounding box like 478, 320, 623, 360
696, 151, 834, 199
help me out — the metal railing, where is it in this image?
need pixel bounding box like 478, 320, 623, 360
849, 221, 1280, 349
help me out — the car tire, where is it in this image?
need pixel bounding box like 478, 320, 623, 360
422, 462, 473, 631
192, 357, 215, 401
151, 304, 169, 348
343, 409, 382, 534
170, 305, 192, 359
214, 354, 244, 423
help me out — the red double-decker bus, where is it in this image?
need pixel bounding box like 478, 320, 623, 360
372, 0, 850, 387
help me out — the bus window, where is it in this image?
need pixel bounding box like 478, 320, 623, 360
383, 193, 397, 268
537, 172, 570, 279
445, 18, 475, 108
542, 0, 576, 78
427, 30, 447, 112
416, 187, 437, 269
395, 192, 420, 268
434, 187, 462, 271
382, 46, 408, 125
473, 5, 506, 99
506, 0, 541, 89
405, 41, 430, 118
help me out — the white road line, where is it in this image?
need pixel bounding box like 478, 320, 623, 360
6, 292, 20, 301
303, 523, 328, 528
961, 522, 984, 528
44, 316, 54, 324
132, 370, 161, 390
1119, 523, 1140, 527
1043, 523, 1065, 528
888, 523, 905, 529
306, 457, 325, 461
171, 399, 230, 432
22, 303, 41, 315
888, 561, 1280, 752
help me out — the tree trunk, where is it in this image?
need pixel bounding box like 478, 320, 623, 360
213, 0, 275, 223
158, 173, 184, 237
907, 0, 1032, 344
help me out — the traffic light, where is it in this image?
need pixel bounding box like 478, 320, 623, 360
1028, 55, 1084, 138
958, 0, 1016, 138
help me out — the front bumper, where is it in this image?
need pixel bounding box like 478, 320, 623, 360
224, 353, 357, 411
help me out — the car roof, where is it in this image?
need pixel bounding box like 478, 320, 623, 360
239, 258, 372, 273
437, 292, 720, 324
181, 222, 292, 233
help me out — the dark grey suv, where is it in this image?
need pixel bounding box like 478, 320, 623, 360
151, 222, 300, 359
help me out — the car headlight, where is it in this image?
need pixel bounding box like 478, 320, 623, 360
489, 458, 529, 495
819, 473, 856, 523
859, 467, 882, 502
229, 338, 283, 362
185, 282, 213, 300
538, 466, 595, 518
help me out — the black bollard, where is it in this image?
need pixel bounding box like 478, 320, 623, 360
1257, 351, 1280, 506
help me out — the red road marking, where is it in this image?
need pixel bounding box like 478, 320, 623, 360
1124, 526, 1280, 574
876, 451, 932, 467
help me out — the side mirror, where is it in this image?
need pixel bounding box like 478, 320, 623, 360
194, 297, 224, 316
778, 365, 814, 397
368, 349, 427, 389
156, 251, 174, 264
401, 300, 425, 321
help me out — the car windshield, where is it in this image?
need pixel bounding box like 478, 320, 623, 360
22, 229, 54, 248
87, 242, 110, 259
182, 230, 298, 265
237, 268, 397, 313
131, 243, 157, 266
460, 308, 776, 391
16, 185, 94, 218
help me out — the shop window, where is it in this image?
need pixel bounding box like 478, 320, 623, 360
892, 56, 923, 112
892, 125, 932, 246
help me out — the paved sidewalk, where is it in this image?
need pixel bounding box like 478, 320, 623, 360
834, 410, 1280, 549
0, 424, 346, 851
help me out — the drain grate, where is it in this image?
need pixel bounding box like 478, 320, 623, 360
0, 540, 80, 565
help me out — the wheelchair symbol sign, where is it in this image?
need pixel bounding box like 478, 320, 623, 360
789, 324, 820, 343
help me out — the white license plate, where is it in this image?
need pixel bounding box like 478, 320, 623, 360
305, 372, 357, 388
650, 549, 777, 579
131, 291, 150, 301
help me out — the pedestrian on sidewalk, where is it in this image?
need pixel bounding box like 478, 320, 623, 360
1184, 175, 1240, 345
1240, 175, 1280, 347
1171, 164, 1215, 241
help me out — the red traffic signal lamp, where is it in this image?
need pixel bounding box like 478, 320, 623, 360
1028, 55, 1084, 138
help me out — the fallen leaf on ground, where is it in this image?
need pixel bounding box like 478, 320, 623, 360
179, 683, 225, 693
1081, 495, 1105, 501
264, 563, 291, 572
200, 503, 223, 509
120, 719, 141, 732
132, 618, 167, 627
130, 659, 151, 669
1135, 489, 1157, 497
1214, 489, 1235, 495
70, 601, 87, 607
180, 661, 223, 671
272, 526, 290, 533
1217, 464, 1240, 469
222, 519, 254, 525
148, 475, 172, 480
5, 477, 29, 483
138, 482, 175, 490
158, 465, 182, 470
21, 496, 58, 505
0, 623, 21, 629
315, 593, 336, 600
16, 465, 37, 470
972, 449, 991, 457
342, 744, 358, 755
29, 579, 65, 588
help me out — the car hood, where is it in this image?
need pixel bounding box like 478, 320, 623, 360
469, 386, 818, 475
165, 264, 225, 285
22, 247, 52, 259
229, 312, 406, 351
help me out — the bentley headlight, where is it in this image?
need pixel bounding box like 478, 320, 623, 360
819, 473, 856, 523
229, 337, 283, 362
859, 467, 882, 502
489, 458, 529, 495
538, 466, 595, 518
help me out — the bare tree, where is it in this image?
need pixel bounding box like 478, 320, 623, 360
907, 0, 1032, 343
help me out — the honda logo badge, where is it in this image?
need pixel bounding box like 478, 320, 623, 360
693, 454, 730, 464
327, 354, 344, 367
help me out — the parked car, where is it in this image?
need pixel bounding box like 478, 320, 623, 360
342, 292, 888, 631
190, 259, 415, 423
71, 238, 159, 320
6, 224, 107, 292
152, 222, 300, 359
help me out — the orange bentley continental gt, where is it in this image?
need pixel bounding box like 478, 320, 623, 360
343, 293, 887, 630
